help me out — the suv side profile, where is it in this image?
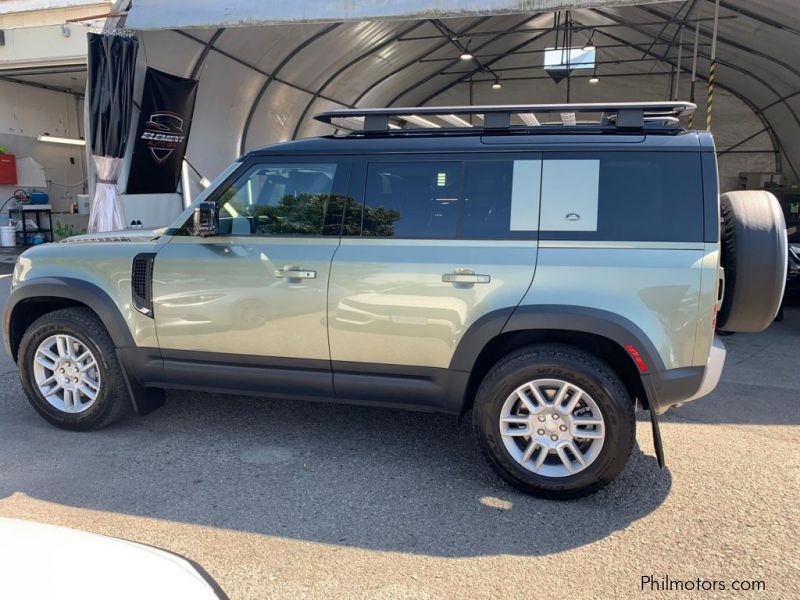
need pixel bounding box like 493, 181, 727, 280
4, 103, 787, 499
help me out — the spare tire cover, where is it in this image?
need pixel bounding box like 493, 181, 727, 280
717, 190, 787, 332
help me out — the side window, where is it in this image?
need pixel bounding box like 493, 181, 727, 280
214, 162, 340, 236
539, 152, 704, 242
363, 162, 462, 238
461, 159, 541, 238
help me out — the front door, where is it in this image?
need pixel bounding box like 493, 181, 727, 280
152, 157, 350, 397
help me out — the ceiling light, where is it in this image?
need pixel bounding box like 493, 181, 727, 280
583, 30, 596, 52
460, 52, 473, 60
200, 177, 211, 188
589, 75, 600, 84
519, 113, 541, 126
491, 80, 502, 89
37, 134, 85, 146
403, 115, 440, 128
439, 114, 471, 127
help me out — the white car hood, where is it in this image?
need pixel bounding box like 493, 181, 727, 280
0, 518, 222, 600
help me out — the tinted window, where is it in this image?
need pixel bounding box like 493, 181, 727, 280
462, 160, 541, 238
362, 159, 540, 239
363, 162, 461, 238
214, 162, 341, 236
540, 152, 704, 242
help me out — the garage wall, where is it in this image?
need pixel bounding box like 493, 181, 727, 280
0, 80, 86, 218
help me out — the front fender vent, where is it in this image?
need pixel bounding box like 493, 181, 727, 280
132, 253, 156, 318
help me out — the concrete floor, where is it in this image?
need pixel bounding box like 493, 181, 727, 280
0, 273, 797, 599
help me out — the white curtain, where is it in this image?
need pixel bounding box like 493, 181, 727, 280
88, 155, 126, 232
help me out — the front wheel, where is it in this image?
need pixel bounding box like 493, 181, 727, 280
473, 344, 635, 500
18, 307, 130, 431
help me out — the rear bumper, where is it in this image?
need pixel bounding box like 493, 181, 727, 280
683, 335, 726, 403
642, 335, 726, 414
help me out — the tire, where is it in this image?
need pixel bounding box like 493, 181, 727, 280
18, 307, 130, 431
473, 344, 635, 500
717, 190, 787, 333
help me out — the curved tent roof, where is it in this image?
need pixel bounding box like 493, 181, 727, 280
120, 0, 799, 184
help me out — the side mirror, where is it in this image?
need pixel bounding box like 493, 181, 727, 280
192, 202, 218, 237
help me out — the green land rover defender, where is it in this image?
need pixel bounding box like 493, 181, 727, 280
4, 103, 787, 499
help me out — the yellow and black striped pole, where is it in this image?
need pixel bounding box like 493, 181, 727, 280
688, 23, 699, 129
706, 60, 715, 130
706, 0, 721, 131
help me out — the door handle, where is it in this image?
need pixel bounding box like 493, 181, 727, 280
275, 266, 316, 279
442, 272, 490, 284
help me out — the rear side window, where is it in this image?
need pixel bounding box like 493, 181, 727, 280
363, 162, 461, 238
540, 152, 704, 242
361, 158, 540, 239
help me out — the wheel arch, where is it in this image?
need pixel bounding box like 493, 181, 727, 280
450, 306, 661, 415
5, 277, 135, 361
5, 277, 164, 416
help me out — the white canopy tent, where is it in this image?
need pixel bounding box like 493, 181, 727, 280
103, 0, 798, 226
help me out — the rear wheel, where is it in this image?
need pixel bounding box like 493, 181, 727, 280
473, 344, 634, 500
18, 307, 130, 431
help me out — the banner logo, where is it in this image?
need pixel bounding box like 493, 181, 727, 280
141, 111, 185, 164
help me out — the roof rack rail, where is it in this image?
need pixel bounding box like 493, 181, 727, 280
314, 102, 696, 134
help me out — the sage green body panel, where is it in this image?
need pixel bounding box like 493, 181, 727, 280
12, 234, 717, 375
526, 241, 710, 370
328, 238, 537, 369
13, 235, 164, 348
151, 235, 337, 360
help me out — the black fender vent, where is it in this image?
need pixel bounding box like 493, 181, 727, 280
132, 253, 156, 318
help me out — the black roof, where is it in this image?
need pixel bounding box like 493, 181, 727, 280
247, 129, 714, 158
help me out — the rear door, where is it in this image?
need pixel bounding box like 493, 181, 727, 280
327, 153, 541, 407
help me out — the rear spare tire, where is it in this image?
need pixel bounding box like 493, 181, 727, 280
717, 190, 787, 333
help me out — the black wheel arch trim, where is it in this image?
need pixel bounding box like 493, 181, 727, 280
5, 277, 136, 357
449, 304, 666, 374
3, 277, 165, 416
449, 304, 703, 414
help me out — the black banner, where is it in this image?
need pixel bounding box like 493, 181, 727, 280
126, 68, 198, 194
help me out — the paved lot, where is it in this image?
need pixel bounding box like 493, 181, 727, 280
0, 273, 797, 599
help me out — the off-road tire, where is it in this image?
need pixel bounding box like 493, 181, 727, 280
18, 307, 130, 431
473, 344, 635, 500
718, 190, 787, 332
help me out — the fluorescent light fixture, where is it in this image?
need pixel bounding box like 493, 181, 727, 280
37, 134, 86, 146
519, 113, 541, 126
460, 52, 473, 60
589, 75, 600, 84
403, 115, 440, 128
491, 80, 502, 89
583, 30, 596, 53
439, 114, 471, 127
560, 112, 577, 126
200, 177, 211, 188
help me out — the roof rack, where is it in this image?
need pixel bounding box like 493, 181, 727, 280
314, 102, 696, 134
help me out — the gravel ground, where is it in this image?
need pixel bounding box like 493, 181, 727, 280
0, 274, 797, 599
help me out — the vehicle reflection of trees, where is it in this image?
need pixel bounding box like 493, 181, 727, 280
218, 193, 401, 237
